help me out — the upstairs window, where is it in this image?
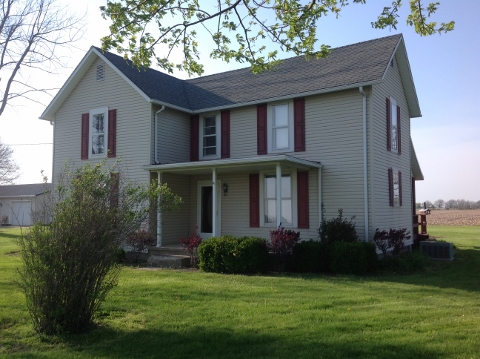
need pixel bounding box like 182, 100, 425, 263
386, 97, 401, 154
267, 101, 294, 153
200, 114, 221, 159
90, 108, 108, 157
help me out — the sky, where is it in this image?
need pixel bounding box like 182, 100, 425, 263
1, 0, 479, 203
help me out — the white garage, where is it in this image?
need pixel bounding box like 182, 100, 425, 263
0, 183, 52, 227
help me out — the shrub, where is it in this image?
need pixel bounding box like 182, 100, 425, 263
329, 241, 378, 275
198, 235, 268, 274
16, 161, 181, 335
380, 251, 429, 273
373, 228, 411, 258
292, 240, 328, 273
180, 226, 203, 267
126, 230, 156, 262
268, 226, 301, 272
318, 209, 359, 247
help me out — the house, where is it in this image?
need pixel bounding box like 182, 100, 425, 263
40, 34, 424, 248
0, 183, 52, 226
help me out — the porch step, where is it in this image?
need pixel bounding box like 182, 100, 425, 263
147, 254, 191, 268
149, 246, 188, 256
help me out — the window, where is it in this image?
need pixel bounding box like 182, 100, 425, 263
89, 107, 109, 157
200, 114, 220, 159
387, 97, 401, 154
260, 171, 297, 226
267, 101, 294, 153
390, 98, 398, 152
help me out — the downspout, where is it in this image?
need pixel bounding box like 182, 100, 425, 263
154, 106, 166, 164
359, 87, 369, 241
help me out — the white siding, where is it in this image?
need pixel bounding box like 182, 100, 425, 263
370, 56, 413, 239
52, 57, 151, 186
161, 173, 191, 245
155, 106, 190, 164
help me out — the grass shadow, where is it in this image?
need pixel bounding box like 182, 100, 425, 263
37, 325, 444, 359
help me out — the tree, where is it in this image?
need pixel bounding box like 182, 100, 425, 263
17, 161, 181, 334
446, 199, 457, 209
434, 199, 444, 209
100, 0, 454, 76
0, 0, 84, 116
0, 137, 20, 184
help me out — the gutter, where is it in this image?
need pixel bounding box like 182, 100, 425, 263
359, 86, 369, 241
153, 105, 166, 164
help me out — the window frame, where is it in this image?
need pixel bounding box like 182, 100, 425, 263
199, 113, 221, 160
267, 101, 294, 153
259, 170, 298, 227
389, 97, 399, 153
89, 107, 109, 159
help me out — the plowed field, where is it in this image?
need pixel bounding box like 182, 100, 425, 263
422, 209, 480, 226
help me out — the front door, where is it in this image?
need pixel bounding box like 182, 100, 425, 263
197, 181, 221, 238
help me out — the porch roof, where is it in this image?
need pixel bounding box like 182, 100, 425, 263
145, 155, 322, 175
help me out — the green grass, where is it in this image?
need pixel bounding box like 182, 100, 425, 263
1, 226, 479, 359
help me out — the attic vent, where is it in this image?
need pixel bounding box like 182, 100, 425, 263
96, 64, 105, 81
420, 241, 454, 260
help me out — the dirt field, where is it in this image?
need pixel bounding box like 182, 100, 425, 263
421, 209, 480, 226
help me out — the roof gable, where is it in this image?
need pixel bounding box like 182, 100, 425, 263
41, 34, 421, 119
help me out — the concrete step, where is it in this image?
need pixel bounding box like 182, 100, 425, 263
147, 254, 191, 268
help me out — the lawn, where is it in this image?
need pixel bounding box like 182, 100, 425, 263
0, 226, 479, 359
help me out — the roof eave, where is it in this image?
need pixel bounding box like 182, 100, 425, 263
152, 80, 381, 114
411, 139, 424, 180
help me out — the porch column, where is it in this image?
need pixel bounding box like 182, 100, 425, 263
318, 167, 322, 228
212, 168, 217, 237
276, 163, 282, 228
156, 171, 162, 247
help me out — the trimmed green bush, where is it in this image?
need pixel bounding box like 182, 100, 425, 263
329, 241, 378, 275
292, 240, 328, 273
198, 236, 269, 274
380, 251, 429, 273
318, 209, 359, 247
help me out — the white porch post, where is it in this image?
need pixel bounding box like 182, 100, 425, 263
212, 168, 217, 237
276, 163, 282, 228
318, 167, 322, 228
156, 171, 162, 247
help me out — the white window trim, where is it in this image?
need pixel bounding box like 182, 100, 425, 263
199, 113, 221, 160
267, 101, 294, 153
259, 170, 298, 227
390, 97, 398, 153
89, 107, 109, 159
392, 167, 400, 207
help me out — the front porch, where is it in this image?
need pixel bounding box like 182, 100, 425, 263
145, 155, 323, 247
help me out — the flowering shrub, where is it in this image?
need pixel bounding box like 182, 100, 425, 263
126, 230, 156, 262
373, 228, 411, 258
268, 225, 301, 272
180, 226, 202, 267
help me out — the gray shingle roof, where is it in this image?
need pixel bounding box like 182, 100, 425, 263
99, 34, 402, 112
0, 183, 52, 197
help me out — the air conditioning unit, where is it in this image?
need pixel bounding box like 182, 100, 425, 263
420, 241, 454, 260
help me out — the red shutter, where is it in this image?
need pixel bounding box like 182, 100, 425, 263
81, 113, 89, 160
294, 98, 306, 152
249, 174, 260, 227
398, 171, 403, 206
190, 115, 199, 162
107, 109, 117, 158
388, 167, 393, 206
221, 110, 230, 158
297, 171, 309, 229
386, 97, 391, 152
257, 104, 267, 155
397, 105, 401, 155
110, 172, 120, 209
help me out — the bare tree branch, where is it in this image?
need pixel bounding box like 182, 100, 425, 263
0, 137, 20, 184
0, 0, 85, 117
